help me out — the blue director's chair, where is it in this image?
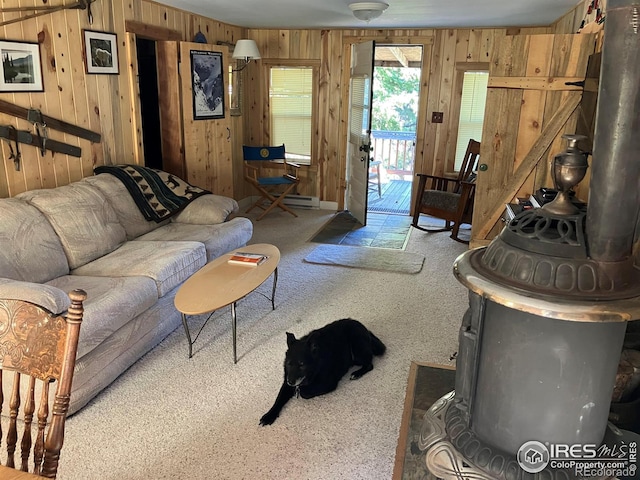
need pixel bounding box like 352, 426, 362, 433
242, 144, 301, 220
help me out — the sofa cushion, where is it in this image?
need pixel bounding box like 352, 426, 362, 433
71, 241, 206, 297
18, 183, 127, 269
0, 198, 69, 282
171, 194, 239, 225
68, 290, 182, 415
136, 217, 253, 262
46, 275, 159, 359
82, 174, 167, 240
0, 278, 70, 315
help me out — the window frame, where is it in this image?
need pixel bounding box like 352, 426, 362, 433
263, 60, 320, 166
447, 62, 489, 174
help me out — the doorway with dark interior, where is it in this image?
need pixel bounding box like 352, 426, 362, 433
136, 37, 163, 170
367, 44, 422, 217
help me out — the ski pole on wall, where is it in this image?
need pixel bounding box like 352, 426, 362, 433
0, 99, 101, 143
0, 0, 95, 27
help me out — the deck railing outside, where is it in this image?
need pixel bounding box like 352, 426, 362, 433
371, 130, 415, 178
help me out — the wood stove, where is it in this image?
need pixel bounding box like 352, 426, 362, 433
419, 1, 640, 478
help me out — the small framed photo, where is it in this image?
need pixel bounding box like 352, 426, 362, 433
83, 30, 119, 74
0, 40, 43, 92
190, 50, 225, 120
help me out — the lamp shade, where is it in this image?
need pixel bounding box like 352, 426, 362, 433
232, 39, 261, 60
349, 1, 389, 21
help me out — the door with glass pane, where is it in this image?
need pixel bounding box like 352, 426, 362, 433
346, 40, 375, 225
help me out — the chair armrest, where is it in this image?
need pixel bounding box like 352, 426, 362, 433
416, 173, 460, 182
456, 181, 476, 213
416, 173, 461, 192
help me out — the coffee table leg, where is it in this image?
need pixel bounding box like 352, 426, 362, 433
231, 301, 238, 364
271, 267, 278, 310
182, 313, 193, 359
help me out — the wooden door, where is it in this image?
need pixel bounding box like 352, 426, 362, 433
346, 40, 375, 225
471, 33, 596, 248
157, 42, 233, 196
156, 41, 184, 179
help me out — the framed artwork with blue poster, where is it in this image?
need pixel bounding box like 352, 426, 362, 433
190, 50, 225, 120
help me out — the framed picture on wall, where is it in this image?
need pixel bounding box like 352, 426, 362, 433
0, 40, 43, 92
190, 50, 225, 120
83, 30, 119, 74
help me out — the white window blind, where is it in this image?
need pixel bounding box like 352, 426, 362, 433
454, 71, 488, 171
349, 77, 369, 137
269, 67, 313, 165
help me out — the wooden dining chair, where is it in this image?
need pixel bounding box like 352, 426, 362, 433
412, 139, 481, 243
0, 289, 86, 478
242, 144, 301, 221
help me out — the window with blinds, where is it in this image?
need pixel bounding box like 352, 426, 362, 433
269, 67, 313, 165
349, 76, 370, 137
454, 71, 488, 171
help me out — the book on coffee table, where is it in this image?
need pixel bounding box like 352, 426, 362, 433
228, 252, 268, 266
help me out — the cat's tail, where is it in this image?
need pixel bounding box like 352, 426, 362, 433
369, 332, 386, 356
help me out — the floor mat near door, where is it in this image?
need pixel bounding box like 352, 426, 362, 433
309, 211, 412, 250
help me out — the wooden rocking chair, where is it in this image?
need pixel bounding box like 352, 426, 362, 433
0, 289, 86, 478
412, 139, 481, 243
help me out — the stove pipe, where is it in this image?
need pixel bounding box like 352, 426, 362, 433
586, 0, 640, 265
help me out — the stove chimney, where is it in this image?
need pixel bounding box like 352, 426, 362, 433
586, 0, 640, 267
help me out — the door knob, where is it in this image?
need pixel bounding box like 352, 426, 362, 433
359, 144, 372, 153
479, 163, 488, 171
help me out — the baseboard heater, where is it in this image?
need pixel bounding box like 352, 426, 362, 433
283, 195, 320, 209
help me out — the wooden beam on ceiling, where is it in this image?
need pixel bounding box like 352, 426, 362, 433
388, 47, 409, 68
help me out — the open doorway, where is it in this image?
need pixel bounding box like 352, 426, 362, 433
135, 37, 163, 170
367, 44, 422, 216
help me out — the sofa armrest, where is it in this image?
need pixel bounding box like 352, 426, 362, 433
171, 194, 239, 225
0, 278, 71, 315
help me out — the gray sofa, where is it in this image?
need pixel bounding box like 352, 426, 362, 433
0, 172, 253, 415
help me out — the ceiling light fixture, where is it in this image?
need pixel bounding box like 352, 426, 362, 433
232, 39, 261, 72
349, 1, 389, 22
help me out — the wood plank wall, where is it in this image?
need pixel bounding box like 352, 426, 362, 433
0, 0, 245, 198
0, 0, 584, 200
244, 26, 553, 207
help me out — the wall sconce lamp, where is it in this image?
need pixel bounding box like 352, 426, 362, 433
232, 39, 261, 72
349, 1, 389, 22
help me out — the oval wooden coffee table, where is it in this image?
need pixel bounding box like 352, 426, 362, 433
174, 243, 280, 363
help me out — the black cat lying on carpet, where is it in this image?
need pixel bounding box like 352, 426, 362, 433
259, 318, 386, 426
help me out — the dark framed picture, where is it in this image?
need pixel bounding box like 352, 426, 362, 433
0, 40, 43, 92
83, 30, 119, 74
190, 50, 225, 120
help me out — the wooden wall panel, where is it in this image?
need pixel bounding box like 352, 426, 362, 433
472, 33, 596, 246
0, 0, 244, 198
1, 0, 574, 206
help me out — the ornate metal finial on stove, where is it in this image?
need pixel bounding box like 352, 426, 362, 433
542, 134, 589, 215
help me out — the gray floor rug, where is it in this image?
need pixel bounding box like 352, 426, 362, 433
309, 211, 412, 250
304, 243, 425, 273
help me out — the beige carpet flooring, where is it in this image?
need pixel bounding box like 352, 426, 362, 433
57, 208, 469, 480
